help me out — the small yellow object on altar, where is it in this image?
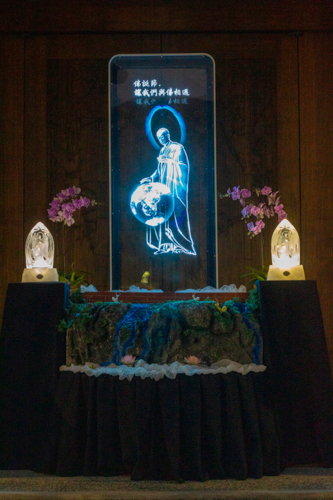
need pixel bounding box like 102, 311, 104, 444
141, 271, 150, 284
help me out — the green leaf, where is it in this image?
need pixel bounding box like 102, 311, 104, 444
241, 266, 268, 284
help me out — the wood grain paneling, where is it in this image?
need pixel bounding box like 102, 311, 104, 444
0, 0, 332, 33
0, 36, 24, 324
24, 37, 48, 234
299, 33, 333, 361
24, 34, 160, 292
162, 34, 300, 289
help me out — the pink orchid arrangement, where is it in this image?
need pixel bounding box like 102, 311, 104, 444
184, 355, 201, 365
221, 186, 287, 238
47, 186, 96, 226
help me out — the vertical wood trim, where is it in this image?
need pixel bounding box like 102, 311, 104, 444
0, 36, 25, 325
299, 33, 333, 361
275, 35, 300, 233
24, 36, 48, 235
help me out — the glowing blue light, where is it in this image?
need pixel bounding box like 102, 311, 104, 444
132, 121, 196, 256
130, 182, 175, 227
145, 105, 187, 150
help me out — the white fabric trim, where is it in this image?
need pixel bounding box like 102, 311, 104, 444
60, 359, 266, 382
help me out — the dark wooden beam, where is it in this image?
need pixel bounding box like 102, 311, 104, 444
0, 36, 25, 323
0, 0, 332, 34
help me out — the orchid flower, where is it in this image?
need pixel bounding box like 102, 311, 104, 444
47, 186, 96, 226
220, 185, 287, 238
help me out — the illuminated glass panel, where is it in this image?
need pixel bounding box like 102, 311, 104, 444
110, 54, 216, 291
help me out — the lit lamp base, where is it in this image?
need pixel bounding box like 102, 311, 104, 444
22, 268, 59, 283
267, 265, 305, 281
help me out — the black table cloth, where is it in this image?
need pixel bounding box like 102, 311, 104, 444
258, 280, 333, 467
53, 370, 280, 481
0, 283, 69, 470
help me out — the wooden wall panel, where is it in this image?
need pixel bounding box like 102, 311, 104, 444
25, 37, 48, 234
0, 36, 24, 324
47, 58, 110, 286
162, 34, 299, 289
24, 34, 160, 292
0, 0, 332, 33
299, 33, 333, 361
275, 36, 301, 231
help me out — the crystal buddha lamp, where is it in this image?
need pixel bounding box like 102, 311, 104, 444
267, 218, 305, 280
22, 222, 59, 282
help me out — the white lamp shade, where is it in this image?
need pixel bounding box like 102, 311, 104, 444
25, 222, 54, 269
271, 218, 300, 268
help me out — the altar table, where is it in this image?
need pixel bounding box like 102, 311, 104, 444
1, 281, 333, 479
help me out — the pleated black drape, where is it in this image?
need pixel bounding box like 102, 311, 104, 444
53, 371, 280, 481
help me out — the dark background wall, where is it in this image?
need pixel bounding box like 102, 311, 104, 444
1, 0, 332, 362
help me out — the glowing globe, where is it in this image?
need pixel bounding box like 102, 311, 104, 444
130, 182, 175, 227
